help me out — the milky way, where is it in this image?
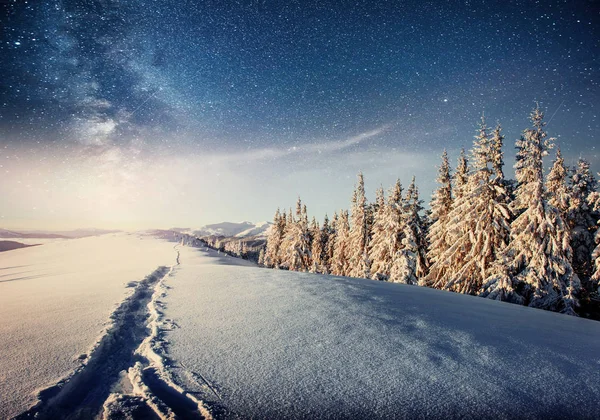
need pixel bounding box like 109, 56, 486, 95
0, 0, 598, 229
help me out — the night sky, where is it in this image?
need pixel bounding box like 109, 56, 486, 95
0, 0, 598, 229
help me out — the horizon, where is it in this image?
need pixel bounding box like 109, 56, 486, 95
0, 220, 270, 232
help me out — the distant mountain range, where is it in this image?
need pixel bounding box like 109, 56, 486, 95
0, 228, 121, 239
172, 221, 271, 239
1, 223, 271, 241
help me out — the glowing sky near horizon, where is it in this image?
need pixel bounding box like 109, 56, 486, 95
0, 0, 598, 229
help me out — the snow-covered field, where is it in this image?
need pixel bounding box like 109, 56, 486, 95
2, 237, 600, 419
0, 233, 176, 419
164, 246, 600, 419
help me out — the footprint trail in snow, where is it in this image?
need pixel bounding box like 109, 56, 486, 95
15, 245, 211, 420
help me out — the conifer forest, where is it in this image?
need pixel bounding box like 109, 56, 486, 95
261, 106, 600, 318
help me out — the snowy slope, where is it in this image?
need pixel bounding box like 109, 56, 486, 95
162, 246, 600, 419
191, 221, 270, 238
0, 233, 176, 419
233, 221, 271, 238
4, 238, 600, 419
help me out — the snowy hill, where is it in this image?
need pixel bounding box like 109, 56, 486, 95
2, 238, 599, 419
189, 221, 271, 238
164, 247, 600, 419
233, 221, 272, 238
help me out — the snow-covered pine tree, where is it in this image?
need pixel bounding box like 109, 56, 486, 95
304, 205, 313, 266
589, 188, 600, 293
264, 208, 285, 268
368, 187, 390, 280
320, 214, 332, 274
258, 247, 265, 266
424, 150, 453, 286
385, 180, 406, 277
369, 180, 406, 281
568, 158, 598, 282
348, 172, 370, 278
483, 106, 578, 312
296, 202, 313, 271
325, 212, 338, 274
432, 118, 511, 295
546, 147, 570, 219
544, 150, 578, 312
331, 210, 351, 276
490, 122, 516, 202
310, 217, 323, 273
454, 148, 469, 201
365, 201, 376, 249
490, 124, 505, 180
279, 200, 311, 272
389, 216, 418, 284
277, 208, 295, 269
389, 178, 420, 285
404, 176, 428, 279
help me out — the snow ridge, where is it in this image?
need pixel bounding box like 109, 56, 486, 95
14, 245, 210, 420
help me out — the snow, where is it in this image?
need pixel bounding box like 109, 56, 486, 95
0, 233, 176, 419
188, 221, 271, 238
233, 221, 271, 238
163, 246, 600, 419
2, 236, 600, 419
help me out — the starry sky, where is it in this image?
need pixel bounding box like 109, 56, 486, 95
0, 0, 598, 229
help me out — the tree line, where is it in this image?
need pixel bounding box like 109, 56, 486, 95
258, 106, 600, 318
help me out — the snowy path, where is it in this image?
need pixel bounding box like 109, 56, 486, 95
0, 234, 191, 419
12, 245, 208, 420
162, 246, 600, 419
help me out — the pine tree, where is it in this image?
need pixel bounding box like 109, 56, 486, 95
258, 247, 265, 266
370, 180, 406, 281
310, 217, 323, 273
348, 172, 370, 278
389, 219, 418, 284
431, 118, 511, 295
277, 208, 295, 269
298, 202, 313, 270
368, 186, 390, 280
365, 202, 376, 249
264, 208, 285, 268
424, 151, 453, 285
389, 180, 420, 284
589, 189, 600, 292
331, 210, 351, 276
546, 147, 570, 218
454, 148, 469, 200
490, 122, 516, 201
568, 158, 597, 282
404, 176, 428, 279
490, 124, 505, 180
483, 106, 578, 312
325, 212, 338, 274
320, 214, 332, 274
279, 200, 312, 271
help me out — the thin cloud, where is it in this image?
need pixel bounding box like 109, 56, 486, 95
210, 124, 391, 163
